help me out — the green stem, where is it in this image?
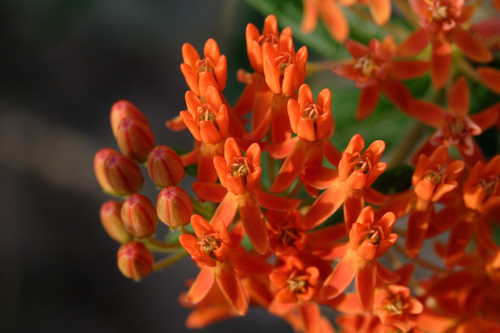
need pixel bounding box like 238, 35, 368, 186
388, 121, 427, 168
143, 238, 182, 253
153, 251, 187, 271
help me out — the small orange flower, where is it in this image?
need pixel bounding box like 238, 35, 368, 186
463, 155, 500, 214
399, 0, 492, 88
301, 0, 349, 42
180, 38, 227, 96
303, 134, 387, 229
322, 207, 397, 310
335, 37, 429, 119
411, 77, 499, 164
374, 285, 423, 332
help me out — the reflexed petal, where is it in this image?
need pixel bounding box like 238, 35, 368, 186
301, 303, 321, 333
320, 0, 348, 42
301, 0, 319, 33
357, 86, 380, 120
356, 262, 376, 311
453, 28, 492, 63
390, 61, 429, 80
398, 28, 430, 57
477, 67, 500, 93
216, 263, 248, 315
431, 39, 452, 89
322, 254, 356, 299
368, 0, 391, 25
188, 267, 215, 304
239, 197, 269, 254
447, 77, 469, 116
303, 179, 346, 228
211, 193, 239, 229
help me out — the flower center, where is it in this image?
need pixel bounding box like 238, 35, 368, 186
275, 52, 293, 73
197, 58, 214, 73
385, 296, 404, 315
280, 228, 300, 247
351, 156, 371, 174
302, 104, 319, 120
199, 235, 221, 258
355, 56, 378, 77
431, 3, 448, 21
287, 277, 307, 294
367, 229, 381, 245
258, 33, 278, 45
197, 105, 216, 121
424, 166, 444, 185
231, 158, 249, 177
480, 176, 499, 196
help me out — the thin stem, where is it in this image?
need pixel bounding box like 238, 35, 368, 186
456, 56, 480, 83
153, 251, 187, 271
388, 121, 427, 168
393, 243, 445, 273
289, 180, 303, 197
143, 238, 182, 253
307, 60, 347, 75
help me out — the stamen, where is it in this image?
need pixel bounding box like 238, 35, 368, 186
287, 277, 307, 293
199, 236, 221, 258
197, 105, 216, 121
355, 56, 377, 77
303, 104, 319, 120
231, 159, 249, 177
367, 229, 381, 245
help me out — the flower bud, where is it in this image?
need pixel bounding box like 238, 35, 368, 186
121, 194, 157, 238
94, 148, 144, 196
115, 117, 155, 163
157, 187, 193, 228
117, 241, 154, 281
147, 146, 185, 188
110, 100, 149, 137
100, 201, 131, 244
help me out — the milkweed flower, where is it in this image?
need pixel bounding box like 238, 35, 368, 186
117, 242, 154, 281
399, 0, 492, 88
335, 37, 429, 120
322, 207, 398, 310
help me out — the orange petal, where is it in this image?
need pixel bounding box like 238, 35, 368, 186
254, 188, 301, 211
303, 179, 346, 229
357, 86, 380, 120
301, 0, 319, 33
381, 79, 412, 112
477, 67, 500, 94
322, 253, 356, 299
356, 262, 376, 311
193, 182, 227, 202
368, 0, 391, 25
320, 0, 348, 42
390, 61, 430, 80
262, 44, 281, 94
398, 28, 430, 57
188, 267, 215, 304
182, 43, 200, 67
301, 302, 322, 333
447, 77, 469, 116
472, 102, 500, 130
215, 263, 248, 315
431, 39, 452, 89
198, 146, 218, 182
406, 209, 431, 258
282, 63, 298, 97
408, 99, 446, 128
180, 63, 199, 95
211, 193, 239, 229
239, 197, 270, 254
453, 28, 492, 63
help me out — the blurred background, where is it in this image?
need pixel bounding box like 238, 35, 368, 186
0, 1, 295, 332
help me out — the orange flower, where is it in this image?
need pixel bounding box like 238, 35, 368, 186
405, 145, 464, 257
335, 37, 429, 119
399, 0, 492, 88
262, 36, 308, 97
411, 77, 499, 164
208, 138, 300, 254
322, 207, 398, 310
463, 155, 500, 214
271, 84, 340, 193
179, 214, 248, 315
374, 285, 423, 332
180, 38, 227, 96
301, 0, 349, 42
303, 134, 387, 229
267, 210, 308, 256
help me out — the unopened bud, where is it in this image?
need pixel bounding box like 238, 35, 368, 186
115, 117, 155, 163
117, 242, 154, 281
94, 148, 144, 196
157, 187, 193, 228
147, 146, 185, 188
100, 201, 131, 244
110, 100, 148, 137
121, 194, 158, 238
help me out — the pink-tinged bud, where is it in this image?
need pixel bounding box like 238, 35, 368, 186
110, 100, 149, 137
94, 148, 144, 196
100, 201, 132, 244
157, 187, 193, 228
117, 241, 154, 281
146, 146, 185, 188
121, 194, 157, 238
115, 117, 155, 163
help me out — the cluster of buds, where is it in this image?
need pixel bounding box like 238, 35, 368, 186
94, 5, 500, 333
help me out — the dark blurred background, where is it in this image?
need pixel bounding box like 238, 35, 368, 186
0, 1, 293, 332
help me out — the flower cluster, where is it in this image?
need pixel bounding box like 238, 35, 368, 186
93, 4, 500, 333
